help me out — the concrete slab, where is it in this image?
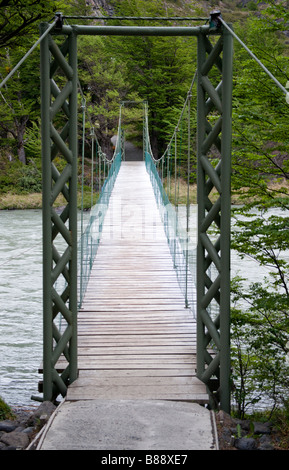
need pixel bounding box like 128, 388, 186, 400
37, 399, 218, 451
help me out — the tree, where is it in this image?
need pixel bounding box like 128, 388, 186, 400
0, 0, 90, 166
78, 35, 141, 157
106, 0, 198, 157
0, 45, 40, 164
0, 0, 64, 50
230, 14, 289, 414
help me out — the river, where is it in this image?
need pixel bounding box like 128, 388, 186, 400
0, 209, 43, 408
0, 206, 286, 408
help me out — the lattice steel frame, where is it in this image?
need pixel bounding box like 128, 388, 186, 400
196, 26, 233, 412
39, 15, 233, 411
40, 23, 78, 401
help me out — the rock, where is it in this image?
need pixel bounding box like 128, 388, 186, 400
0, 430, 29, 450
0, 421, 18, 433
216, 411, 279, 451
253, 422, 272, 435
0, 401, 58, 450
22, 426, 35, 435
217, 410, 237, 428
234, 437, 258, 450
27, 401, 56, 426
258, 434, 275, 450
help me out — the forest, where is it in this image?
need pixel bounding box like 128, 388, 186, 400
0, 0, 289, 433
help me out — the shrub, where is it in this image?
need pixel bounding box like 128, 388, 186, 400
0, 397, 15, 421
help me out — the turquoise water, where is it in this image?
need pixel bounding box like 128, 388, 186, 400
0, 210, 43, 407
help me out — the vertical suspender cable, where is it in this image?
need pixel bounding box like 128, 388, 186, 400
173, 131, 178, 268
80, 98, 86, 306
90, 128, 95, 209
185, 93, 192, 308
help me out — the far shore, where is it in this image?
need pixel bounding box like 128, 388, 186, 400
1, 178, 288, 210
0, 191, 98, 211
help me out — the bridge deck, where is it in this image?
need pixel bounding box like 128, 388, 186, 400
67, 161, 209, 403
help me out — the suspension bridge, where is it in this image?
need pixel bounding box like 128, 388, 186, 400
61, 157, 207, 403
1, 9, 288, 450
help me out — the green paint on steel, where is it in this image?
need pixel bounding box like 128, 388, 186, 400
196, 25, 233, 413
39, 12, 233, 412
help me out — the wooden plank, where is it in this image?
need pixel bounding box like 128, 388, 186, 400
67, 386, 208, 401
77, 368, 197, 378
70, 376, 204, 386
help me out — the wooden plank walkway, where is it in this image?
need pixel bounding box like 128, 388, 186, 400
67, 161, 209, 404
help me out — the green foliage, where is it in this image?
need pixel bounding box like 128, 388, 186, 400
0, 0, 65, 48
105, 0, 197, 157
273, 399, 289, 449
257, 0, 289, 32
229, 13, 289, 415
231, 205, 289, 416
78, 35, 137, 155
0, 397, 15, 421
231, 17, 289, 204
17, 162, 42, 193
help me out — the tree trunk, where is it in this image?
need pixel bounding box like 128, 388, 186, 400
15, 116, 28, 164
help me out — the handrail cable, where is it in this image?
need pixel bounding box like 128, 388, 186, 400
62, 16, 209, 22
144, 96, 196, 313
162, 71, 198, 162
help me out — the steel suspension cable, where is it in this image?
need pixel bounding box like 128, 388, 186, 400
219, 17, 288, 98
0, 19, 57, 90
62, 15, 209, 22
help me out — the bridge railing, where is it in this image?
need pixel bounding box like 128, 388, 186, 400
78, 110, 122, 307
144, 104, 196, 316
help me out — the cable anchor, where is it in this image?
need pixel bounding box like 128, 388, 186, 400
55, 12, 64, 30
209, 10, 222, 31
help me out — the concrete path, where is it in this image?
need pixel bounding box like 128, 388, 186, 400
37, 399, 218, 450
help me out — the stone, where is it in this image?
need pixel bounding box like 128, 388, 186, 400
253, 422, 272, 435
27, 401, 56, 426
234, 437, 258, 451
0, 421, 18, 433
22, 426, 35, 435
258, 434, 274, 450
0, 430, 29, 449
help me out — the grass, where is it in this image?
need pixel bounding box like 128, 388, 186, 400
270, 401, 289, 450
0, 190, 99, 210
0, 397, 15, 421
164, 178, 252, 206
1, 176, 288, 212
163, 177, 289, 206
0, 192, 43, 210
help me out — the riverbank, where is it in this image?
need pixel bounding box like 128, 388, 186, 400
0, 190, 98, 210
0, 188, 243, 210
0, 193, 43, 210
215, 410, 287, 451
0, 401, 57, 450
2, 177, 288, 210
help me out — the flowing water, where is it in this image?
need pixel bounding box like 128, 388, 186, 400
0, 210, 43, 407
0, 206, 287, 407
